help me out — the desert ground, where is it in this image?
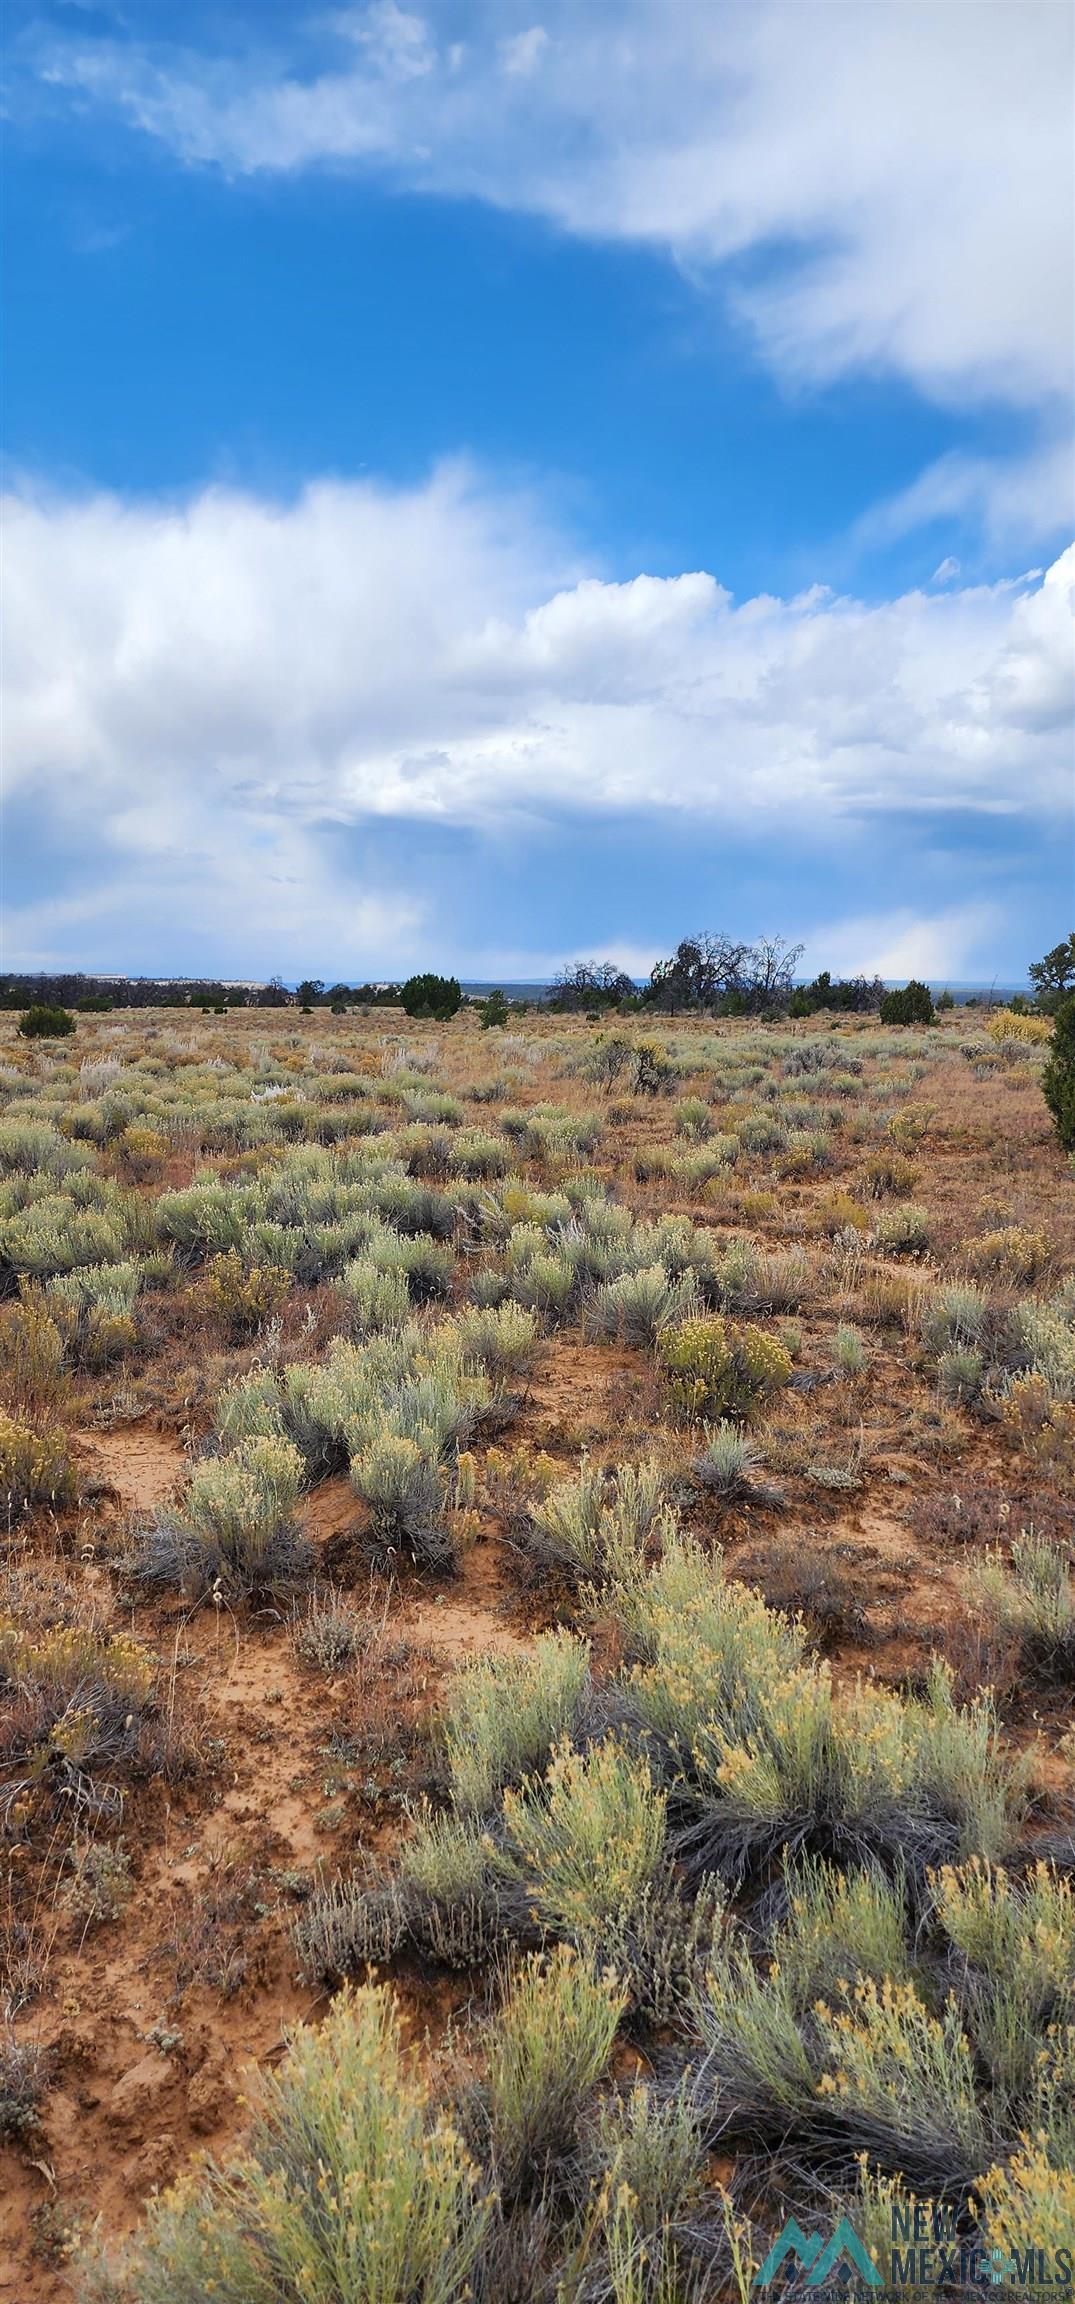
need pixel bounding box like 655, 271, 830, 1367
0, 999, 1071, 2300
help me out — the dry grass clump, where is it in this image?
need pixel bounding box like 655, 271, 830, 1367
0, 1615, 160, 1832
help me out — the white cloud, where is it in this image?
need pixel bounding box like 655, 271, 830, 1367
5, 469, 1073, 970
802, 904, 1004, 984
861, 433, 1075, 557
33, 0, 1073, 413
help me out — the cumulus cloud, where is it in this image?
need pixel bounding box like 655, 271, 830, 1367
31, 0, 1073, 412
801, 904, 1005, 984
5, 467, 1072, 970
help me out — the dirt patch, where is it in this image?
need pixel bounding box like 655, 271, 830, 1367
404, 1534, 530, 1659
74, 1423, 188, 1516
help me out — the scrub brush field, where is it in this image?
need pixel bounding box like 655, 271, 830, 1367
0, 1000, 1071, 2302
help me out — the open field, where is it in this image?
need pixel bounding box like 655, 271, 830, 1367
0, 1000, 1071, 2301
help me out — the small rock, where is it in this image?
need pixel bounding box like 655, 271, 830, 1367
107, 2051, 173, 2130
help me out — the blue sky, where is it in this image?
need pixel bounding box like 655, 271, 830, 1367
4, 0, 1073, 983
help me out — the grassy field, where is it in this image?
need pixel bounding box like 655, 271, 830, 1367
0, 999, 1071, 2301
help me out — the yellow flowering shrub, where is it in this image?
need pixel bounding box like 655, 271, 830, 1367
657, 1315, 791, 1422
987, 1009, 1052, 1046
0, 1412, 76, 1518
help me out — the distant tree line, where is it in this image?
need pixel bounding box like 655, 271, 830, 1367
8, 932, 1068, 1033
0, 972, 407, 1013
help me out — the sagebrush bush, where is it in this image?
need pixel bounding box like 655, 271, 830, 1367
987, 1008, 1052, 1046
814, 1975, 986, 2188
133, 1435, 310, 1598
592, 1262, 697, 1347
0, 2028, 49, 2139
527, 1457, 672, 1587
980, 2146, 1075, 2264
0, 1410, 75, 1519
496, 1739, 667, 1946
478, 1946, 625, 2198
452, 1301, 539, 1384
0, 1616, 157, 1831
98, 1983, 490, 2304
833, 1322, 868, 1376
444, 1634, 590, 1814
657, 1316, 791, 1422
693, 1420, 755, 1495
975, 1538, 1075, 1679
339, 1257, 411, 1333
350, 1431, 451, 1565
968, 1226, 1049, 1285
203, 1249, 290, 1335
872, 1203, 931, 1257
772, 1855, 910, 2008
936, 1857, 1075, 2094
0, 1294, 66, 1417
920, 1282, 989, 1358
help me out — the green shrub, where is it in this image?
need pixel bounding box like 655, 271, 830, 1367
339, 1258, 411, 1334
814, 1975, 986, 2188
873, 1202, 931, 1257
772, 1856, 910, 2008
693, 1420, 756, 1496
833, 1322, 868, 1376
920, 1282, 989, 1357
980, 2146, 1075, 2267
401, 973, 462, 1021
935, 1857, 1075, 2095
937, 1345, 984, 1404
657, 1315, 791, 1421
350, 1431, 451, 1565
452, 1301, 539, 1385
0, 2028, 49, 2139
1043, 994, 1075, 1149
528, 1457, 672, 1586
592, 1262, 697, 1347
204, 1249, 290, 1336
879, 982, 934, 1026
0, 1617, 157, 1830
495, 1739, 667, 1945
689, 1933, 815, 2137
975, 1538, 1075, 1680
17, 1005, 75, 1039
